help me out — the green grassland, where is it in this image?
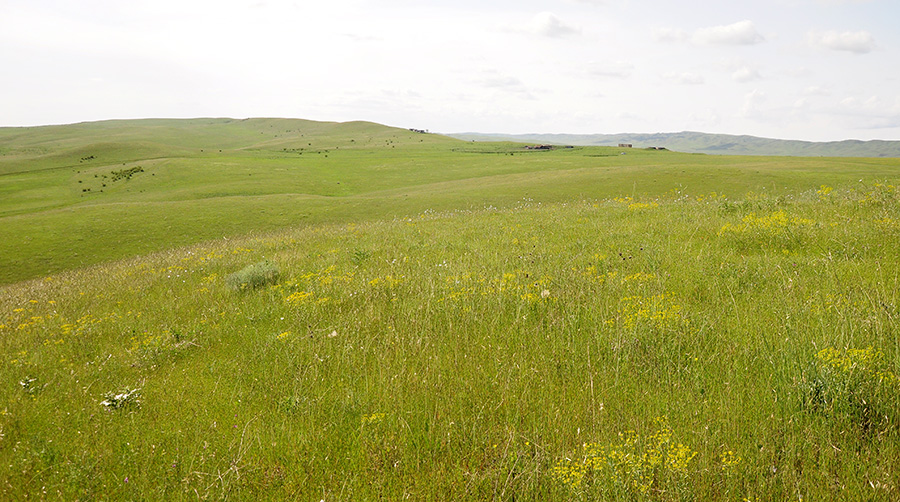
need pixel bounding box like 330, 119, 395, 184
1, 119, 900, 500
2, 118, 897, 285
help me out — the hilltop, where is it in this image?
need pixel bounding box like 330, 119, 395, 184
449, 131, 900, 157
0, 117, 451, 176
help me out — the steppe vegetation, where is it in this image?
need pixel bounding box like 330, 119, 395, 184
1, 119, 899, 500
2, 118, 896, 285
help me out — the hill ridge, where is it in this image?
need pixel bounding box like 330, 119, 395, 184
448, 130, 900, 157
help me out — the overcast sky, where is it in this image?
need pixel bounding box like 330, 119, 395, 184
2, 0, 899, 141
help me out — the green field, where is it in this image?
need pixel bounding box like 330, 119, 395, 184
2, 119, 900, 500
2, 118, 897, 285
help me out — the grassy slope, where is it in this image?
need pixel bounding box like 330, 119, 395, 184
1, 182, 899, 500
1, 119, 900, 500
2, 118, 899, 284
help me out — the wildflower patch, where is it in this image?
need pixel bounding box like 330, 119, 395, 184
717, 210, 816, 252
552, 417, 697, 496
802, 346, 900, 431
437, 271, 553, 305
614, 196, 660, 210
607, 294, 684, 332
129, 329, 195, 367
100, 388, 141, 411
19, 376, 46, 397
361, 413, 386, 426
718, 210, 813, 236
858, 182, 897, 205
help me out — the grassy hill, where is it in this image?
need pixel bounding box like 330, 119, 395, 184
3, 118, 900, 285
2, 118, 900, 500
450, 131, 900, 157
2, 177, 899, 499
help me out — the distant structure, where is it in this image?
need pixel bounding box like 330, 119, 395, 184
525, 144, 553, 150
647, 146, 667, 150
409, 128, 429, 134
618, 143, 633, 148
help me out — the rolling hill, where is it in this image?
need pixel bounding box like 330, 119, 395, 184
2, 117, 900, 500
449, 131, 900, 157
3, 117, 900, 285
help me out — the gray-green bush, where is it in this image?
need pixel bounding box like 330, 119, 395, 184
225, 259, 280, 291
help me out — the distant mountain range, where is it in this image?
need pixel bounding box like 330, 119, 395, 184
447, 131, 900, 157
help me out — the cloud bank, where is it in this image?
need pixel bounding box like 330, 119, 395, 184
693, 20, 764, 46
808, 30, 875, 54
523, 12, 580, 38
655, 20, 765, 46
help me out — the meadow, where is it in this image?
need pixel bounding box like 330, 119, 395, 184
1, 119, 899, 500
1, 118, 895, 285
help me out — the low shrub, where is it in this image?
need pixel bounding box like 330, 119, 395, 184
225, 260, 280, 291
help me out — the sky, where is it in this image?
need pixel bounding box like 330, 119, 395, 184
2, 0, 899, 141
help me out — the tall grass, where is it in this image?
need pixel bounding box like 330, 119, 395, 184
1, 182, 898, 500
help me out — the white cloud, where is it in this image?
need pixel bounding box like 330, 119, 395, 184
471, 71, 537, 99
793, 93, 900, 132
739, 89, 766, 117
833, 95, 900, 130
655, 21, 764, 46
526, 12, 580, 38
1, 0, 898, 141
692, 20, 764, 46
792, 87, 828, 111
663, 72, 705, 85
808, 30, 875, 54
839, 95, 881, 110
732, 66, 761, 83
793, 97, 811, 110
